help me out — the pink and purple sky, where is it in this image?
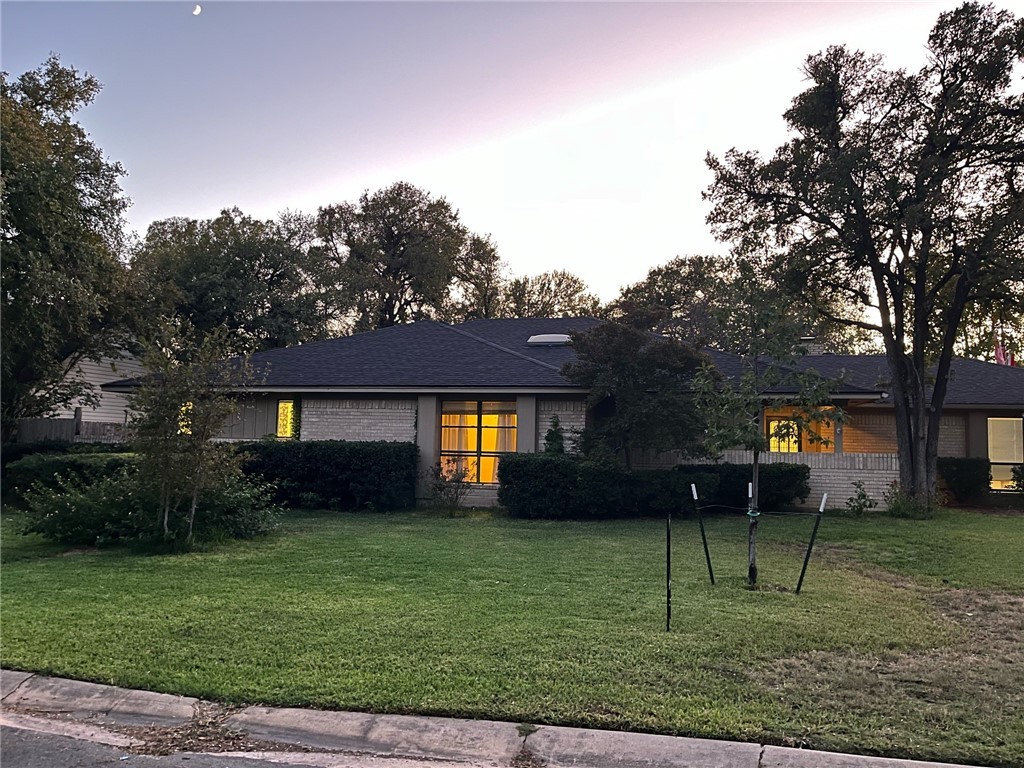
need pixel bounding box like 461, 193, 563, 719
2, 1, 980, 300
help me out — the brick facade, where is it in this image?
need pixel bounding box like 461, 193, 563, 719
719, 449, 900, 510
536, 398, 587, 451
300, 398, 417, 442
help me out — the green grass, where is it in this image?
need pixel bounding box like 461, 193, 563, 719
2, 507, 1022, 766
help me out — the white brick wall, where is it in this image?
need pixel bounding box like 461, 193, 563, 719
301, 398, 417, 442
718, 450, 899, 510
536, 398, 587, 451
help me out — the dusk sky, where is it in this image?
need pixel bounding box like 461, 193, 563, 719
2, 1, 975, 300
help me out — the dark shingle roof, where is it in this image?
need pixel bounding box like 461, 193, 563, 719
797, 354, 1024, 406
102, 318, 1024, 407
242, 317, 603, 390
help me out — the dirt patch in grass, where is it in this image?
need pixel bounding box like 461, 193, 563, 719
759, 588, 1024, 765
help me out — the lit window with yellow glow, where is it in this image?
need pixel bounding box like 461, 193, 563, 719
178, 402, 193, 435
276, 399, 296, 439
440, 400, 517, 483
767, 418, 800, 453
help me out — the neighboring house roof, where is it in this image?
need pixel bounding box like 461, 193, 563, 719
797, 355, 1024, 407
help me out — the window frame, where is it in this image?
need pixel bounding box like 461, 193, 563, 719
439, 400, 517, 484
766, 417, 801, 453
987, 416, 1023, 491
276, 398, 298, 439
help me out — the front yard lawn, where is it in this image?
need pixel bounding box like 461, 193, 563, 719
2, 508, 1022, 766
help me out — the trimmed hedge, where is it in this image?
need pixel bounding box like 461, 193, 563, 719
1, 440, 130, 470
936, 457, 991, 503
497, 455, 721, 519
685, 462, 812, 510
633, 469, 721, 516
239, 440, 417, 511
498, 455, 808, 519
5, 452, 139, 497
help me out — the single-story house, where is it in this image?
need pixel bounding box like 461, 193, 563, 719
103, 317, 1024, 507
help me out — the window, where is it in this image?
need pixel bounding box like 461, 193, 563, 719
440, 400, 517, 483
276, 399, 296, 439
178, 402, 193, 435
764, 406, 836, 453
767, 418, 800, 453
988, 417, 1023, 490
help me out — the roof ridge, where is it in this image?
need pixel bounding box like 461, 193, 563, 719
437, 322, 562, 373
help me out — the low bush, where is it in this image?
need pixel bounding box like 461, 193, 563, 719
936, 457, 991, 504
498, 455, 722, 519
633, 469, 721, 515
883, 481, 933, 519
22, 467, 150, 545
22, 466, 280, 546
239, 440, 417, 510
1, 441, 132, 470
497, 453, 579, 519
5, 452, 139, 498
674, 462, 811, 510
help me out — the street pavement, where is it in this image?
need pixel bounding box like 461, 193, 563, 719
0, 670, 987, 768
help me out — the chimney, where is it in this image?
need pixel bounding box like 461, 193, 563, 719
800, 335, 826, 356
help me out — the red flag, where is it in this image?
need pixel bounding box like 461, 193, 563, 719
995, 334, 1009, 365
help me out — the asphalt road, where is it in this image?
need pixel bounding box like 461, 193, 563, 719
0, 725, 491, 768
0, 726, 313, 768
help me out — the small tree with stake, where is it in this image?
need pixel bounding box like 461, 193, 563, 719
129, 320, 251, 546
692, 254, 840, 586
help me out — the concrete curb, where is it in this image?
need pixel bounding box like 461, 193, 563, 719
0, 670, 986, 768
224, 706, 522, 765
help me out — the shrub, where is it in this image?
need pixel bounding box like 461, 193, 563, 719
239, 440, 417, 510
1013, 464, 1024, 492
574, 459, 635, 518
1, 440, 72, 469
498, 455, 721, 519
633, 469, 721, 515
191, 473, 280, 540
5, 452, 139, 498
883, 481, 933, 519
497, 453, 579, 519
936, 457, 991, 503
22, 465, 279, 546
426, 460, 472, 508
22, 468, 151, 545
844, 480, 878, 516
674, 462, 811, 510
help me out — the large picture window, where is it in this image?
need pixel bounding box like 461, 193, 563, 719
988, 417, 1023, 490
440, 400, 517, 483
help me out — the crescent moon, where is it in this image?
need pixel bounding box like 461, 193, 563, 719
193, 4, 202, 15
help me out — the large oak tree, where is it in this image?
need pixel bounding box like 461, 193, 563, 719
705, 2, 1023, 507
1, 57, 132, 442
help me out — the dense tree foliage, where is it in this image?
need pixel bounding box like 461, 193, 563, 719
132, 208, 335, 352
316, 182, 468, 331
562, 322, 706, 469
613, 254, 876, 353
505, 270, 600, 318
440, 234, 508, 323
705, 2, 1024, 507
1, 57, 132, 441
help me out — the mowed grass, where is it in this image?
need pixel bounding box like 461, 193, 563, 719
2, 508, 1022, 766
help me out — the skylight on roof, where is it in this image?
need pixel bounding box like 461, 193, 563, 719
526, 334, 571, 346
